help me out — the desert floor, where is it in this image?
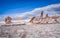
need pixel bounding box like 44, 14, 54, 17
0, 23, 60, 38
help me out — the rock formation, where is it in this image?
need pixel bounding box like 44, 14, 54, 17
36, 11, 44, 23
39, 11, 43, 19
4, 11, 59, 24
5, 16, 12, 24
45, 14, 50, 23
50, 16, 59, 23
29, 16, 35, 23
28, 10, 59, 24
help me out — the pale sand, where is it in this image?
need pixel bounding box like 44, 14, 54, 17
0, 18, 60, 38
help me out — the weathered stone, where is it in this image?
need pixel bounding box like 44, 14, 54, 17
5, 16, 12, 24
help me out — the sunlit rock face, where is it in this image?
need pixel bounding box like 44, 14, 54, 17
5, 16, 12, 24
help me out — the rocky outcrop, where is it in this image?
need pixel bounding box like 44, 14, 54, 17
5, 16, 12, 24
28, 11, 60, 24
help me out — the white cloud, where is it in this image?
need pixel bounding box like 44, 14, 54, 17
16, 3, 60, 18
0, 3, 60, 19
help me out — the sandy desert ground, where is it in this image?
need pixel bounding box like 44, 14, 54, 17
0, 18, 60, 38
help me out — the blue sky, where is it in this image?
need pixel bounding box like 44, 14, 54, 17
0, 0, 60, 16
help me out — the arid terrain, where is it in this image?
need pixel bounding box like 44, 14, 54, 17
0, 11, 60, 38
0, 18, 60, 38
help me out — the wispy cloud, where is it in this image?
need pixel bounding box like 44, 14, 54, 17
16, 3, 60, 18
0, 3, 60, 19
